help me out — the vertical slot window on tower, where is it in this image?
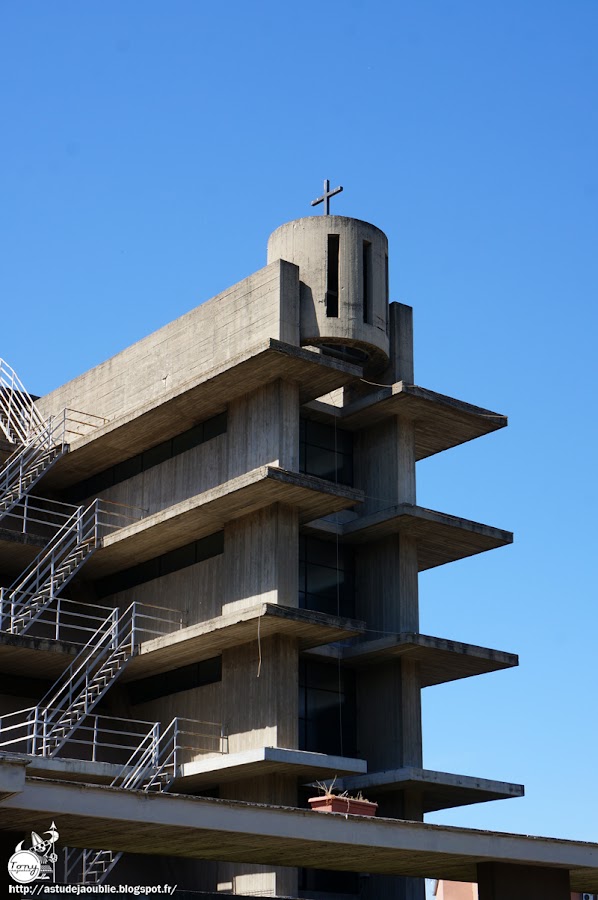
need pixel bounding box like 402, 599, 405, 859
385, 252, 389, 333
326, 234, 340, 317
363, 240, 372, 324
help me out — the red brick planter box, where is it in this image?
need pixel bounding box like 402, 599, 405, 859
308, 796, 378, 817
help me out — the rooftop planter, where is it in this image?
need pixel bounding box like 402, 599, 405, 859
307, 781, 378, 817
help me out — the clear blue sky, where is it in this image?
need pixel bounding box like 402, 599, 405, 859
1, 0, 597, 848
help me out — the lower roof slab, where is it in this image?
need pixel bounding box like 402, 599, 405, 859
334, 767, 524, 814
174, 747, 367, 791
0, 771, 597, 891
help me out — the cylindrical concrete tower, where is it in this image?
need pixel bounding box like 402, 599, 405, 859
267, 216, 390, 373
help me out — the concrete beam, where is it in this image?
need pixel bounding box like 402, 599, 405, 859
0, 778, 597, 890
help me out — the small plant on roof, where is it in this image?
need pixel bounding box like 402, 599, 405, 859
308, 777, 378, 817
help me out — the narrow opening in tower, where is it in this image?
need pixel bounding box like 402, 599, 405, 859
385, 252, 389, 333
363, 240, 372, 323
326, 234, 339, 317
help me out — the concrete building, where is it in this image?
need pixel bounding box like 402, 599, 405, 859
1, 209, 593, 899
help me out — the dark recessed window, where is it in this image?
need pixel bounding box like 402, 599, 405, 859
68, 411, 227, 502
298, 660, 356, 758
326, 234, 340, 318
128, 656, 222, 705
299, 535, 354, 618
299, 417, 353, 486
363, 240, 372, 324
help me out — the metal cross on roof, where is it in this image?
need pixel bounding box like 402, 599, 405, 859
311, 179, 343, 215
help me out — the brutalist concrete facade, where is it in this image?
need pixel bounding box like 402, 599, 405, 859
0, 214, 521, 898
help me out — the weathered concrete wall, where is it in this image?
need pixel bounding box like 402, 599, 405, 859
222, 635, 298, 753
223, 505, 298, 615
218, 774, 298, 898
227, 380, 299, 480
86, 434, 228, 516
130, 681, 222, 751
36, 260, 300, 423
107, 554, 224, 625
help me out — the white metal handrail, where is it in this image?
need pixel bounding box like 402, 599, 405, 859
0, 708, 156, 760
0, 708, 227, 763
0, 593, 114, 642
60, 714, 227, 885
0, 590, 183, 644
0, 494, 80, 537
39, 606, 127, 736
0, 358, 46, 444
2, 498, 147, 635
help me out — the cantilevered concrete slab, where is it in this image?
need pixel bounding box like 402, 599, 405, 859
304, 633, 518, 688
0, 528, 47, 575
10, 749, 367, 792
334, 767, 524, 814
0, 630, 79, 680
84, 466, 363, 578
304, 382, 507, 459
174, 747, 367, 791
124, 603, 366, 680
42, 340, 362, 490
304, 504, 512, 570
0, 771, 597, 891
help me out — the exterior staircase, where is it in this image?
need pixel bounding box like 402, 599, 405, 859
63, 717, 181, 885
0, 357, 46, 445
2, 499, 104, 635
0, 358, 69, 521
33, 602, 138, 757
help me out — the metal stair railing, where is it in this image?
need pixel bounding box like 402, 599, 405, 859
0, 414, 68, 519
34, 602, 139, 757
66, 717, 181, 885
1, 497, 145, 637
3, 499, 99, 635
0, 396, 107, 521
0, 358, 46, 445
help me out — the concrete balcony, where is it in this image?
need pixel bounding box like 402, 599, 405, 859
83, 466, 363, 579
333, 767, 524, 814
304, 504, 512, 570
303, 381, 507, 459
304, 632, 518, 688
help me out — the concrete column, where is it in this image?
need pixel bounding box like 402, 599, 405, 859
222, 634, 298, 753
355, 534, 418, 634
385, 301, 414, 384
400, 658, 423, 768
223, 503, 298, 614
477, 862, 571, 900
218, 775, 298, 896
355, 658, 421, 772
227, 379, 299, 480
355, 415, 416, 515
